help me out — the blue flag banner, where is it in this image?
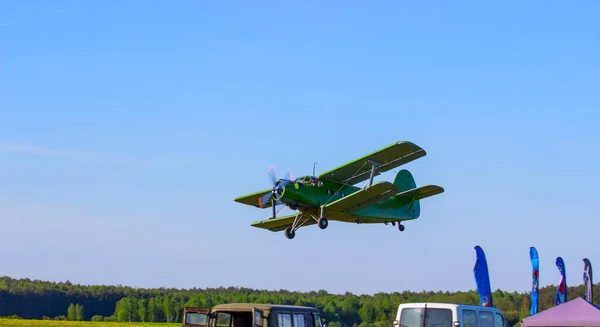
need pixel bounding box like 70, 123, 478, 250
530, 247, 539, 316
474, 245, 493, 307
555, 257, 567, 306
584, 258, 593, 303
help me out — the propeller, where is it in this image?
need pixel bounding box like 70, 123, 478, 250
258, 165, 293, 219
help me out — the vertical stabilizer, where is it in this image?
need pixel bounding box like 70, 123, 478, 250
393, 169, 416, 191
389, 169, 420, 217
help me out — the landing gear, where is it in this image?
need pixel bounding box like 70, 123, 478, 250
398, 223, 405, 232
318, 217, 328, 229
282, 209, 329, 239
284, 227, 295, 239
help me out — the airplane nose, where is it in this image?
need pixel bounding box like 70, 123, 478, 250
273, 180, 286, 200
273, 179, 298, 201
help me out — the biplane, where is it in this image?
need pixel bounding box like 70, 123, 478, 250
234, 141, 444, 239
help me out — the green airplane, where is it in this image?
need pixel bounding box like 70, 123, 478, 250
234, 141, 444, 239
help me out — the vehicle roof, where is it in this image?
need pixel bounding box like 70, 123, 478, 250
397, 302, 503, 311
212, 303, 319, 312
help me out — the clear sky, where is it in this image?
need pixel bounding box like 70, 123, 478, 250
1, 0, 599, 296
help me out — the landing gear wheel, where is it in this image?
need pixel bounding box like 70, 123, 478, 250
318, 217, 328, 230
398, 224, 405, 232
284, 227, 295, 239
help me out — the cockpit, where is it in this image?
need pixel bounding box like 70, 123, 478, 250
294, 175, 323, 187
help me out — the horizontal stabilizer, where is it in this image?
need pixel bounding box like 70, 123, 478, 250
324, 181, 400, 213
395, 185, 444, 201
251, 214, 317, 232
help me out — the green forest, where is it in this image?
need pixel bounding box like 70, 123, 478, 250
0, 276, 598, 327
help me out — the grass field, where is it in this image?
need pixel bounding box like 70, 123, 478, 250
0, 319, 180, 327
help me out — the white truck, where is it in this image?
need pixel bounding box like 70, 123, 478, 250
393, 302, 508, 327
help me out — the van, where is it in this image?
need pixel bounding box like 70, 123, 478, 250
183, 303, 327, 327
393, 302, 507, 327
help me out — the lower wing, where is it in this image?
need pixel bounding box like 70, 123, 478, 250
251, 214, 317, 232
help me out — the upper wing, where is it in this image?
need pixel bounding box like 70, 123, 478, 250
323, 181, 400, 213
251, 214, 317, 232
234, 189, 273, 208
318, 141, 426, 186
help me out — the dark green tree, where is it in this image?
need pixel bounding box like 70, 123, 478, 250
67, 303, 76, 321
148, 297, 156, 322
137, 298, 148, 322
163, 295, 172, 322
75, 304, 84, 321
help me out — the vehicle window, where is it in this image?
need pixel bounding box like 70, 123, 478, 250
313, 313, 322, 327
493, 313, 504, 327
254, 310, 263, 327
399, 308, 452, 327
216, 313, 232, 327
186, 313, 208, 325
478, 311, 494, 327
424, 308, 452, 327
399, 308, 423, 327
217, 313, 232, 327
278, 313, 292, 327
462, 310, 477, 327
294, 314, 305, 327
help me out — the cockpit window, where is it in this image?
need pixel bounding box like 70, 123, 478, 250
295, 176, 322, 186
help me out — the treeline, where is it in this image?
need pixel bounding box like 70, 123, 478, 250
0, 276, 598, 327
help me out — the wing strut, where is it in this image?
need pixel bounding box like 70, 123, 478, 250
368, 160, 380, 187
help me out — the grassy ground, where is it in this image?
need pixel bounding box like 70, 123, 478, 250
0, 319, 180, 327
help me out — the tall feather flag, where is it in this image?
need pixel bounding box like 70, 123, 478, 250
555, 257, 567, 305
530, 247, 539, 315
584, 258, 593, 303
474, 245, 493, 307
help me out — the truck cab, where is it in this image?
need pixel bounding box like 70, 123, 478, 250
184, 303, 326, 327
393, 302, 507, 327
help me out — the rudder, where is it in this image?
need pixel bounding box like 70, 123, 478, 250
393, 169, 416, 192
390, 169, 420, 218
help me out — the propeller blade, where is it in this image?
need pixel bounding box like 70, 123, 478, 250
288, 169, 293, 180
276, 205, 285, 216
258, 192, 272, 208
271, 198, 276, 218
266, 164, 277, 185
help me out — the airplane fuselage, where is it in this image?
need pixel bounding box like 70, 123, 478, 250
277, 176, 419, 221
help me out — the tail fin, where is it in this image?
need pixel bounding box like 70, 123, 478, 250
377, 169, 443, 219
393, 169, 416, 192
381, 169, 420, 218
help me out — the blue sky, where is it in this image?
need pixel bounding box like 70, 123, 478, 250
1, 0, 599, 296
